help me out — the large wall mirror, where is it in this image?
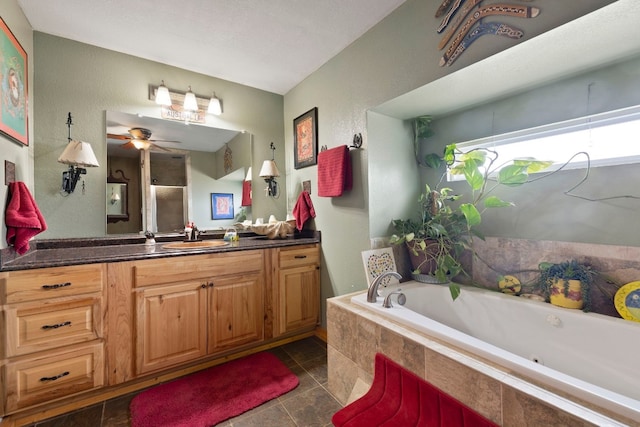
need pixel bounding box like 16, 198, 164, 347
106, 111, 252, 235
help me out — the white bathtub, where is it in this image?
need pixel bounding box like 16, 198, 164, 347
351, 281, 640, 423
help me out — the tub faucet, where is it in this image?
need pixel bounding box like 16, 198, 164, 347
367, 271, 402, 303
383, 290, 406, 308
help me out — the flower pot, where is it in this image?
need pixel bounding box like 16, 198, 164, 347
406, 239, 439, 274
549, 279, 584, 309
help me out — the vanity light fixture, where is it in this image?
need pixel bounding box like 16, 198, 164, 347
207, 92, 222, 115
154, 80, 172, 106
183, 86, 198, 112
259, 142, 280, 197
57, 112, 100, 194
149, 82, 224, 116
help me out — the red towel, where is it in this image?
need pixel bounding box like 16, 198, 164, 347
293, 191, 316, 231
241, 180, 252, 206
317, 145, 352, 197
6, 182, 47, 255
332, 353, 499, 427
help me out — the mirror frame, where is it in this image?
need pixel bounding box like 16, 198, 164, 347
107, 169, 130, 223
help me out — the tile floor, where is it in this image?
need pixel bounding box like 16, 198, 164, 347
29, 336, 342, 427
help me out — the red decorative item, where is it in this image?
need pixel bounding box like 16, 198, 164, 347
332, 353, 499, 427
5, 181, 47, 254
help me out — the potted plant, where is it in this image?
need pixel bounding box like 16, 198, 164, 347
538, 260, 597, 311
391, 142, 551, 299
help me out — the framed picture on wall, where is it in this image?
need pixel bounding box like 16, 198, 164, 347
211, 193, 234, 220
0, 17, 28, 146
293, 107, 318, 169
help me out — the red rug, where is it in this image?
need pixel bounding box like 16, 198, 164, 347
130, 352, 299, 427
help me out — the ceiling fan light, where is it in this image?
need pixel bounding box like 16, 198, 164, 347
207, 93, 222, 115
131, 139, 151, 150
155, 81, 172, 106
183, 86, 198, 112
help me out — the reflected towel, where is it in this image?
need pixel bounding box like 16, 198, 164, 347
317, 145, 352, 197
241, 180, 252, 206
293, 191, 315, 231
5, 182, 47, 255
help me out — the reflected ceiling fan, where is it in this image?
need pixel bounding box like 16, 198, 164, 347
107, 127, 180, 151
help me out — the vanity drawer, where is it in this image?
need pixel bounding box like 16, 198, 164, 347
3, 341, 104, 413
134, 250, 264, 287
278, 245, 319, 269
4, 296, 102, 357
2, 264, 105, 304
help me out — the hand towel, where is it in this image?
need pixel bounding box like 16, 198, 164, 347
241, 180, 252, 206
317, 145, 352, 197
293, 191, 316, 231
5, 181, 47, 255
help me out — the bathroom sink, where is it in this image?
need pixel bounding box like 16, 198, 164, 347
162, 240, 229, 249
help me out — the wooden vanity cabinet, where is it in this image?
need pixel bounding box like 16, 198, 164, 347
0, 264, 106, 415
133, 250, 264, 375
272, 244, 320, 336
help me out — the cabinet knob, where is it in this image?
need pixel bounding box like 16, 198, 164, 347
208, 282, 214, 287
201, 284, 207, 289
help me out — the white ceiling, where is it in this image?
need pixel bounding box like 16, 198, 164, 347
17, 0, 407, 95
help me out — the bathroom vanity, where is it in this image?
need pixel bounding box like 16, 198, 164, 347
0, 233, 320, 425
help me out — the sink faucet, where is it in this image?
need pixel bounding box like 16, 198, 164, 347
367, 271, 402, 303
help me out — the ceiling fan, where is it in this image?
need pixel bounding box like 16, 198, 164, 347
107, 127, 180, 151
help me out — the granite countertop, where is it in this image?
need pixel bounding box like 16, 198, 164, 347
0, 231, 321, 271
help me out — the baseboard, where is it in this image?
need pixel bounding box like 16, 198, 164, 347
315, 326, 327, 342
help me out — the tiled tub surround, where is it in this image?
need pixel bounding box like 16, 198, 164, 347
327, 293, 638, 426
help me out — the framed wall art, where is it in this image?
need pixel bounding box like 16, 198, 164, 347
0, 17, 28, 146
293, 107, 318, 169
211, 193, 234, 220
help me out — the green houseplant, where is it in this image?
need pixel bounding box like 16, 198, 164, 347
391, 142, 551, 299
538, 260, 597, 311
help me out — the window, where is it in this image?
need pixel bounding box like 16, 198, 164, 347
450, 104, 640, 180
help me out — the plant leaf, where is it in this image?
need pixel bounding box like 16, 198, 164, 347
513, 158, 553, 173
497, 164, 529, 186
449, 283, 461, 300
463, 162, 483, 190
460, 149, 487, 167
424, 153, 442, 169
460, 203, 481, 226
443, 144, 456, 165
484, 196, 514, 208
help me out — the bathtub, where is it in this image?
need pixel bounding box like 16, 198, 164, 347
351, 281, 640, 423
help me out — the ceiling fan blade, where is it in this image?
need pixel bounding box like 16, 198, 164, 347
120, 141, 136, 149
108, 133, 132, 140
149, 143, 172, 152
149, 139, 182, 144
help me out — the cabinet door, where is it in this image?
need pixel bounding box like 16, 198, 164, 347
278, 264, 320, 334
135, 281, 207, 375
208, 273, 264, 354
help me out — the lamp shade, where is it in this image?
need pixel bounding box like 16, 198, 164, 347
207, 93, 222, 115
155, 82, 172, 106
245, 166, 252, 181
183, 86, 198, 111
131, 139, 151, 150
259, 160, 280, 178
57, 140, 100, 167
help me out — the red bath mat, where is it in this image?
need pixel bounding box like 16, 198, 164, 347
130, 352, 299, 427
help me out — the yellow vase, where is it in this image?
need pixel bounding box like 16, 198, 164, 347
549, 279, 584, 309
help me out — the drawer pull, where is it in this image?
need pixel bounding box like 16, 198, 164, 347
42, 321, 72, 330
294, 255, 307, 259
42, 282, 72, 290
40, 371, 70, 382
201, 283, 207, 289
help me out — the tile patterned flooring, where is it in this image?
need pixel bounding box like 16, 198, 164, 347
29, 337, 342, 427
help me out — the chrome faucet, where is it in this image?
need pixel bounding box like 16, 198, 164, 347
367, 271, 402, 303
383, 290, 406, 308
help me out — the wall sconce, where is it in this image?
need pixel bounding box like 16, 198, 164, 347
259, 142, 280, 197
57, 112, 100, 194
149, 83, 223, 115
